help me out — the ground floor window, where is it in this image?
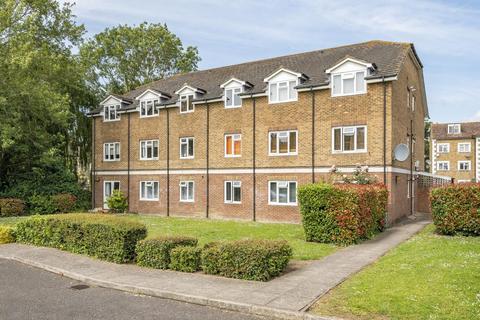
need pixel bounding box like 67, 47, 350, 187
140, 181, 159, 201
180, 181, 194, 202
103, 181, 120, 209
458, 161, 471, 171
437, 161, 449, 171
224, 181, 241, 203
269, 181, 297, 205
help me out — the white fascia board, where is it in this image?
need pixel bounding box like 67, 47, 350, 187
100, 95, 123, 105
135, 89, 167, 100
175, 84, 202, 95
220, 78, 247, 88
325, 57, 373, 74
263, 68, 303, 82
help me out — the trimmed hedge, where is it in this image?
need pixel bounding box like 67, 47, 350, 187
169, 246, 202, 272
136, 236, 198, 269
298, 183, 388, 245
51, 193, 77, 213
0, 226, 15, 244
15, 214, 147, 263
201, 239, 292, 281
0, 198, 25, 217
430, 183, 480, 236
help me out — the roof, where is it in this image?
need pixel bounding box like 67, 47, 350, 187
431, 122, 480, 140
91, 40, 419, 114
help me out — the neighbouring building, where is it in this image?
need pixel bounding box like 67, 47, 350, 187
89, 40, 444, 224
431, 122, 480, 183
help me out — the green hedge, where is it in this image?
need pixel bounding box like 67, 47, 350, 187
136, 236, 198, 269
169, 246, 202, 272
0, 198, 25, 217
298, 183, 388, 245
15, 214, 147, 263
201, 239, 292, 281
430, 183, 480, 236
0, 226, 15, 244
51, 193, 77, 213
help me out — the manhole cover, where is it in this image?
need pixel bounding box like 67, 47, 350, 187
70, 284, 90, 290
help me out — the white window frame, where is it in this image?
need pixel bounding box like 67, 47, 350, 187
103, 104, 121, 122
447, 124, 461, 134
224, 181, 241, 204
268, 80, 298, 104
179, 94, 194, 113
331, 70, 366, 97
139, 181, 159, 201
224, 87, 243, 108
103, 142, 120, 161
269, 130, 298, 156
225, 134, 242, 158
268, 181, 297, 206
140, 140, 159, 160
179, 181, 194, 202
458, 161, 471, 171
457, 142, 471, 153
332, 126, 367, 153
140, 99, 159, 118
437, 143, 450, 153
179, 137, 194, 159
437, 161, 450, 171
103, 180, 120, 210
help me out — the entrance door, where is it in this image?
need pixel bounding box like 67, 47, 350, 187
103, 181, 120, 209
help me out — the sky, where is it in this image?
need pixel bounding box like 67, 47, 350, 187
63, 0, 480, 123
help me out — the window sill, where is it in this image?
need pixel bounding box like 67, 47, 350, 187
225, 105, 242, 109
331, 91, 367, 98
103, 159, 121, 162
139, 114, 159, 118
140, 158, 159, 161
332, 150, 367, 154
180, 200, 194, 203
140, 199, 159, 201
225, 155, 241, 158
268, 99, 298, 105
224, 201, 242, 205
268, 202, 298, 207
103, 119, 121, 122
180, 110, 194, 114
180, 157, 194, 160
268, 153, 298, 157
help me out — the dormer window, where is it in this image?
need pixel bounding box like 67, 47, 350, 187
225, 87, 242, 108
332, 71, 366, 96
264, 68, 305, 104
104, 104, 120, 121
180, 94, 194, 113
448, 124, 461, 134
140, 99, 159, 117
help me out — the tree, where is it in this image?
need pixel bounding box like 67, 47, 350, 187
0, 0, 94, 194
80, 22, 201, 93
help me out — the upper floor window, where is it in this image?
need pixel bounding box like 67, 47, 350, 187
225, 87, 242, 108
104, 142, 120, 161
458, 161, 471, 171
225, 134, 241, 157
140, 99, 159, 117
104, 104, 121, 121
332, 126, 367, 153
448, 124, 461, 134
332, 71, 366, 96
269, 181, 297, 206
458, 142, 471, 153
140, 181, 159, 201
180, 181, 194, 202
224, 181, 241, 204
269, 80, 298, 103
269, 130, 297, 156
437, 143, 450, 153
180, 94, 194, 113
140, 140, 159, 160
180, 137, 194, 159
437, 161, 449, 171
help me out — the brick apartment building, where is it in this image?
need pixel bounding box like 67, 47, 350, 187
431, 122, 480, 183
89, 40, 437, 223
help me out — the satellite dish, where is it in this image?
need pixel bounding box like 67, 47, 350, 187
394, 144, 410, 162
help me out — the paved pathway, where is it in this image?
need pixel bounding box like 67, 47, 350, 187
0, 215, 430, 320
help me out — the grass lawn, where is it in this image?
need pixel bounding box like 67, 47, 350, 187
0, 214, 337, 261
311, 224, 480, 320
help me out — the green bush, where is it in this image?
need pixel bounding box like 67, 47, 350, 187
201, 239, 292, 281
28, 194, 57, 215
298, 183, 388, 245
51, 193, 77, 213
169, 246, 202, 272
136, 236, 198, 269
107, 190, 128, 213
0, 198, 25, 216
15, 214, 147, 263
0, 226, 15, 244
430, 183, 480, 236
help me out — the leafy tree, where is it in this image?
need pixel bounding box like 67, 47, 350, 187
80, 22, 201, 93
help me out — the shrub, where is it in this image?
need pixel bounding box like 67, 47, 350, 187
298, 183, 388, 245
15, 214, 147, 263
136, 236, 198, 269
51, 193, 77, 213
28, 194, 57, 215
169, 246, 202, 272
107, 190, 128, 213
201, 239, 292, 281
0, 198, 25, 217
430, 183, 480, 236
0, 226, 15, 244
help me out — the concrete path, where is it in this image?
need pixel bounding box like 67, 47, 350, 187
0, 215, 430, 320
